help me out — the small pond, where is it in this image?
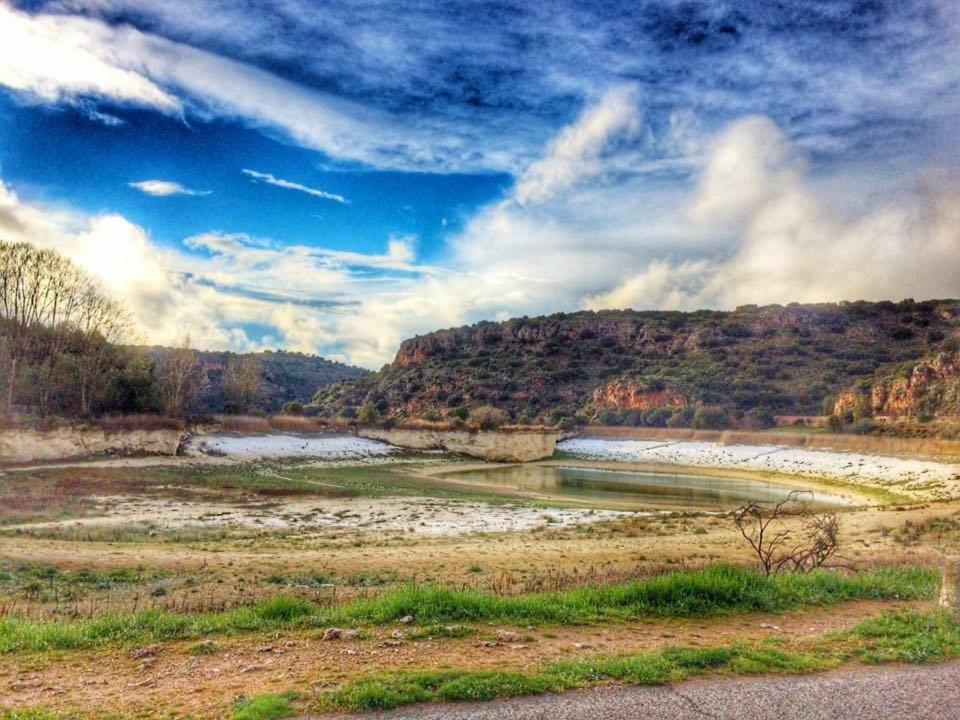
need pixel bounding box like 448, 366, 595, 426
439, 465, 856, 511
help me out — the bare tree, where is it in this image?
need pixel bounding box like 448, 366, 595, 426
0, 240, 135, 416
157, 333, 209, 417
222, 356, 262, 413
733, 491, 843, 575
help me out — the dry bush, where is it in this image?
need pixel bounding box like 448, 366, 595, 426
217, 415, 272, 433
469, 405, 509, 431
98, 415, 185, 432
733, 491, 844, 575
268, 415, 325, 433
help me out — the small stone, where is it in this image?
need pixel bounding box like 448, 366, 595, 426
390, 630, 406, 640
495, 630, 520, 642
129, 646, 158, 660
572, 642, 593, 650
322, 628, 344, 641
398, 615, 415, 625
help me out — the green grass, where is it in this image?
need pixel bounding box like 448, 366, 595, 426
0, 565, 939, 653
0, 711, 64, 720
320, 610, 960, 712
231, 693, 296, 720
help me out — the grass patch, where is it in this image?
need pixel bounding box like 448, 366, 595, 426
323, 564, 937, 626
231, 693, 296, 720
319, 610, 960, 712
0, 565, 938, 653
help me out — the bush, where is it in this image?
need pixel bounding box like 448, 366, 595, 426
666, 407, 695, 428
357, 402, 381, 425
692, 407, 730, 430
280, 401, 304, 416
469, 404, 509, 430
742, 407, 776, 430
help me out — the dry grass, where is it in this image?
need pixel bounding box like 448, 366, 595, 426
214, 415, 329, 434
582, 425, 960, 460
0, 414, 185, 433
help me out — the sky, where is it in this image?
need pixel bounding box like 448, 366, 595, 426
0, 0, 959, 367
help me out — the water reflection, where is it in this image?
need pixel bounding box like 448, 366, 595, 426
441, 465, 854, 511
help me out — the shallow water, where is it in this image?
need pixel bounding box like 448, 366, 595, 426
440, 465, 855, 511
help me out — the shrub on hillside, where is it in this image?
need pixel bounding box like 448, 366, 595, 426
357, 402, 381, 425
281, 401, 304, 416
742, 407, 776, 430
692, 406, 731, 430
469, 404, 509, 430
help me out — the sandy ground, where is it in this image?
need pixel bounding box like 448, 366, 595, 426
4, 493, 634, 537
559, 437, 960, 501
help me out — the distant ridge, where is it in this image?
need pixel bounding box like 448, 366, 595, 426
311, 300, 960, 426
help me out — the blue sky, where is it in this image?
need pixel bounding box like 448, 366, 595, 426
0, 1, 959, 366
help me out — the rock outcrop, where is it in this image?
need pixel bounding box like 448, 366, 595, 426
593, 380, 686, 411
835, 351, 960, 418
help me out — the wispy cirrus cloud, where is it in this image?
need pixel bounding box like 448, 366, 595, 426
241, 169, 347, 204
129, 180, 211, 197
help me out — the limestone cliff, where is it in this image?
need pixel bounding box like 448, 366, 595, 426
593, 380, 686, 411
835, 351, 960, 418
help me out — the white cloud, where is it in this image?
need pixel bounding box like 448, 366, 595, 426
0, 5, 515, 172
0, 5, 181, 113
129, 180, 210, 197
514, 85, 642, 205
585, 117, 960, 311
241, 169, 347, 204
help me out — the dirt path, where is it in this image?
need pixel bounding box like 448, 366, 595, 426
307, 659, 960, 720
0, 600, 928, 719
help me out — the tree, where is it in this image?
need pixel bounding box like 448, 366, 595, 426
733, 491, 843, 575
222, 356, 262, 413
157, 333, 209, 417
0, 240, 135, 416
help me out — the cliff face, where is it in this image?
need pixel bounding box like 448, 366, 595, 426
593, 380, 687, 411
837, 351, 960, 418
313, 300, 960, 423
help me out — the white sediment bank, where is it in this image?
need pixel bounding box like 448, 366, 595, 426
183, 433, 397, 461
558, 437, 960, 501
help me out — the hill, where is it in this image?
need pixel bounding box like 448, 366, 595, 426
310, 300, 960, 427
148, 348, 368, 415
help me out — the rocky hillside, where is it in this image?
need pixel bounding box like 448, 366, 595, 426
311, 300, 960, 425
835, 350, 960, 420
148, 348, 368, 414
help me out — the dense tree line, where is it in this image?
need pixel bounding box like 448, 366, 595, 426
0, 240, 262, 421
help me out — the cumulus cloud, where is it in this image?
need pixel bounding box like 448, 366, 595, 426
241, 169, 347, 204
0, 177, 439, 364
129, 180, 210, 197
585, 116, 960, 311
